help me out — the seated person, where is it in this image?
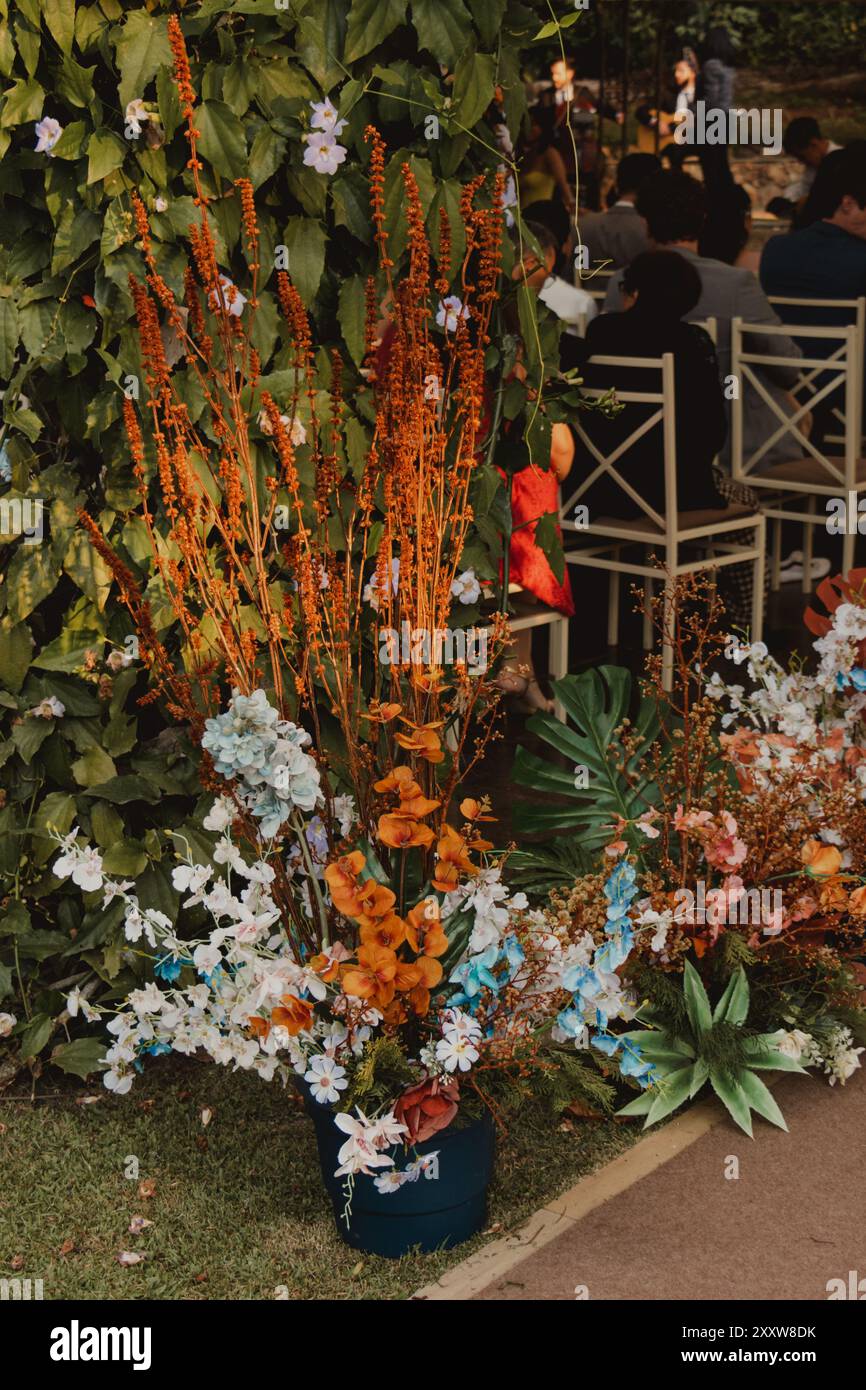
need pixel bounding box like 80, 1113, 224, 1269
515, 221, 597, 337
782, 116, 841, 209
761, 144, 866, 431
576, 250, 727, 520
576, 251, 761, 627
579, 152, 660, 270
603, 171, 803, 473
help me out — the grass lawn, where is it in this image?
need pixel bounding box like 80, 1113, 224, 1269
0, 1058, 642, 1301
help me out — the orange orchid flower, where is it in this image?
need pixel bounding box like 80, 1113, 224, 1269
355, 880, 397, 923
414, 954, 443, 988
308, 951, 341, 982
394, 720, 445, 764
405, 903, 449, 959
359, 913, 407, 950
248, 1015, 271, 1040
271, 994, 315, 1036
368, 700, 402, 722
323, 850, 366, 917
432, 824, 476, 891
394, 960, 424, 992
378, 812, 436, 849
342, 944, 398, 1008
848, 884, 866, 916
460, 797, 497, 823
374, 766, 417, 795
801, 839, 843, 878
408, 983, 431, 1016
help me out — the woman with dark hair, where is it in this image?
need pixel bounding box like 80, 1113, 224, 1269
696, 25, 737, 201
519, 104, 575, 214
575, 250, 727, 518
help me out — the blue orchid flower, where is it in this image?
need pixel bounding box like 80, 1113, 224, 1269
449, 944, 500, 1008
502, 934, 525, 980
555, 1006, 588, 1041
154, 953, 185, 983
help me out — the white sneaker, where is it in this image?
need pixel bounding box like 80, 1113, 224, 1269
777, 553, 831, 584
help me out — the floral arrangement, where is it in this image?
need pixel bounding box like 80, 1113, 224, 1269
48, 22, 651, 1208
511, 576, 866, 1133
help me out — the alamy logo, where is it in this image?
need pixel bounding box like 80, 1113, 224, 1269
379, 622, 487, 672
674, 101, 782, 155
49, 1321, 152, 1371
826, 1270, 866, 1299
0, 1277, 43, 1299
0, 496, 44, 544
674, 880, 783, 928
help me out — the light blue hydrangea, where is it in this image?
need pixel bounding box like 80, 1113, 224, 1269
201, 689, 321, 836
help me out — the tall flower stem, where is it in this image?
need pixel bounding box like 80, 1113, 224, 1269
290, 811, 331, 949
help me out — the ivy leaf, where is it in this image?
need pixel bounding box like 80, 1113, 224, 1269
19, 1012, 53, 1061
0, 619, 33, 692
51, 1036, 107, 1080
295, 0, 347, 91
57, 55, 97, 108
196, 101, 248, 182
63, 530, 113, 609
344, 0, 407, 64
5, 546, 58, 622
338, 275, 366, 366
412, 0, 472, 68
0, 296, 19, 379
72, 745, 118, 788
0, 77, 45, 127
112, 9, 173, 112
451, 51, 496, 130
248, 125, 286, 190
40, 0, 76, 56
283, 217, 326, 306
87, 129, 127, 185
49, 120, 88, 160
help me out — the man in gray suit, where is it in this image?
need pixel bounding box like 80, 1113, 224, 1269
602, 170, 803, 471
580, 153, 660, 270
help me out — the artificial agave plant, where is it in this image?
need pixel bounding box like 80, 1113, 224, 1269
618, 961, 805, 1136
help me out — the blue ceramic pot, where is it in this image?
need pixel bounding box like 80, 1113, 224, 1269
303, 1087, 495, 1259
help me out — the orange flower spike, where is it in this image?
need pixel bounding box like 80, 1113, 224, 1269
359, 914, 407, 951
271, 994, 314, 1036
378, 812, 436, 849
801, 839, 843, 878
342, 944, 398, 1008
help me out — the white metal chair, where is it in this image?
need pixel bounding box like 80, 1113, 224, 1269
561, 351, 766, 690
730, 317, 864, 584
580, 265, 617, 309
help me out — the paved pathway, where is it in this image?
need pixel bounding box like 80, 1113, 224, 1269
472, 1071, 866, 1301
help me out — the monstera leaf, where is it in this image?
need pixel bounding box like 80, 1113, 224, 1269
511, 665, 665, 845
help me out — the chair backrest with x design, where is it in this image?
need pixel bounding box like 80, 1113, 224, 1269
766, 294, 866, 444
560, 353, 677, 541
730, 318, 862, 494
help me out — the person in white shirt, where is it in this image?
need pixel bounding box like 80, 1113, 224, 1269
513, 221, 597, 336
782, 117, 842, 204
